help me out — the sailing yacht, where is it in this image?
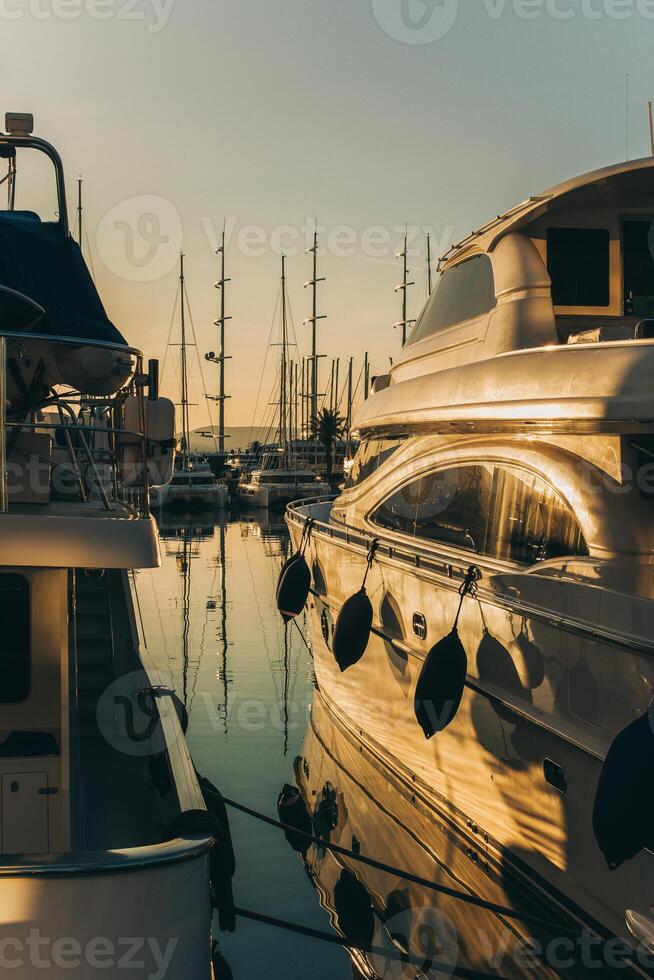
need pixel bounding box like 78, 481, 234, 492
152, 255, 228, 510
0, 114, 224, 977
287, 158, 654, 956
238, 255, 328, 510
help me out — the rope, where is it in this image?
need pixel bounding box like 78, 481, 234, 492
361, 538, 379, 591
233, 907, 515, 980
453, 564, 481, 631
222, 795, 580, 936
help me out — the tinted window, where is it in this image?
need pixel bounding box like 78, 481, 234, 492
0, 574, 30, 702
547, 228, 610, 307
371, 464, 588, 565
410, 256, 496, 345
345, 437, 405, 489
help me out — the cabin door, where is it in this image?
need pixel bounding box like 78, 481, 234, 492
622, 220, 654, 319
1, 772, 49, 853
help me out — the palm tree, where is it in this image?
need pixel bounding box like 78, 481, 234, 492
247, 439, 262, 455
310, 408, 345, 483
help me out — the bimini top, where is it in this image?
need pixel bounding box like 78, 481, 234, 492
439, 156, 654, 270
0, 212, 125, 344
0, 125, 126, 346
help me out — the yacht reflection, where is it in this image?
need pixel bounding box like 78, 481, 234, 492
287, 694, 624, 980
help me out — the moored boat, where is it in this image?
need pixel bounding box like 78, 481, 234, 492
0, 113, 226, 977
286, 156, 654, 959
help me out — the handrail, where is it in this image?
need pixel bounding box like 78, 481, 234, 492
0, 329, 155, 515
0, 834, 215, 878
286, 498, 654, 660
0, 328, 142, 359
0, 133, 70, 236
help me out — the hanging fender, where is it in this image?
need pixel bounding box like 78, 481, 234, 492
185, 772, 238, 932
332, 540, 379, 673
414, 566, 481, 739
593, 711, 654, 870
276, 520, 314, 622
277, 783, 313, 856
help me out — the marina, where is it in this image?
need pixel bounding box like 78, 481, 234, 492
5, 4, 654, 976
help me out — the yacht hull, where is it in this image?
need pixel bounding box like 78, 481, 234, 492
239, 482, 327, 510
151, 483, 228, 509
289, 510, 654, 950
0, 856, 212, 978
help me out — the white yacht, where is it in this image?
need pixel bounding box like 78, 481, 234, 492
239, 449, 328, 511
0, 114, 229, 977
151, 453, 228, 510
287, 157, 654, 959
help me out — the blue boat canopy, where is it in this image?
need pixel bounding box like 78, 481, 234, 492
0, 211, 126, 345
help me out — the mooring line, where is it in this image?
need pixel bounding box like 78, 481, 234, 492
234, 907, 515, 980
223, 795, 578, 937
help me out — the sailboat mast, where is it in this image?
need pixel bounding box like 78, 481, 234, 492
215, 229, 231, 453
304, 228, 326, 423
280, 254, 288, 459
346, 356, 353, 434
179, 253, 191, 454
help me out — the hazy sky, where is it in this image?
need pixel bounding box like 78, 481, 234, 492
2, 0, 654, 430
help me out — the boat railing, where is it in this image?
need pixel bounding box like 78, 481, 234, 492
0, 834, 215, 878
286, 497, 654, 660
0, 330, 156, 518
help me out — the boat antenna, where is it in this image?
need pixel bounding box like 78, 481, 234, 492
648, 101, 654, 157
626, 73, 631, 161
394, 230, 416, 345
346, 356, 353, 436
179, 253, 191, 455
303, 224, 326, 425
364, 352, 370, 401
205, 224, 232, 453
77, 177, 83, 253
426, 232, 433, 295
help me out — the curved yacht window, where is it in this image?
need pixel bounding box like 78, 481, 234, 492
345, 437, 405, 489
409, 255, 496, 345
0, 574, 31, 703
371, 463, 588, 565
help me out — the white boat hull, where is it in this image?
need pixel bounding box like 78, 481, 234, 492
151, 483, 228, 509
290, 506, 654, 946
239, 482, 328, 510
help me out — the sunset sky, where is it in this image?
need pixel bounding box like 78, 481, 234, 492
3, 0, 654, 432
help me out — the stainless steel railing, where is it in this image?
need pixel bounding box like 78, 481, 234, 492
0, 330, 153, 517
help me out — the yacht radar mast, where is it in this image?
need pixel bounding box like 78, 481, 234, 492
394, 231, 416, 345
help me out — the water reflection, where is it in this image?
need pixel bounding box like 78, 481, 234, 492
291, 694, 613, 979
136, 508, 610, 979
138, 508, 349, 979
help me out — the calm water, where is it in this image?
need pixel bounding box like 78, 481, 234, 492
135, 510, 608, 980
137, 509, 351, 979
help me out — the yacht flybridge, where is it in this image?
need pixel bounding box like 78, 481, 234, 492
0, 114, 226, 977
286, 157, 654, 958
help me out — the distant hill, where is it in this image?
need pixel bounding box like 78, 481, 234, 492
189, 425, 272, 452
